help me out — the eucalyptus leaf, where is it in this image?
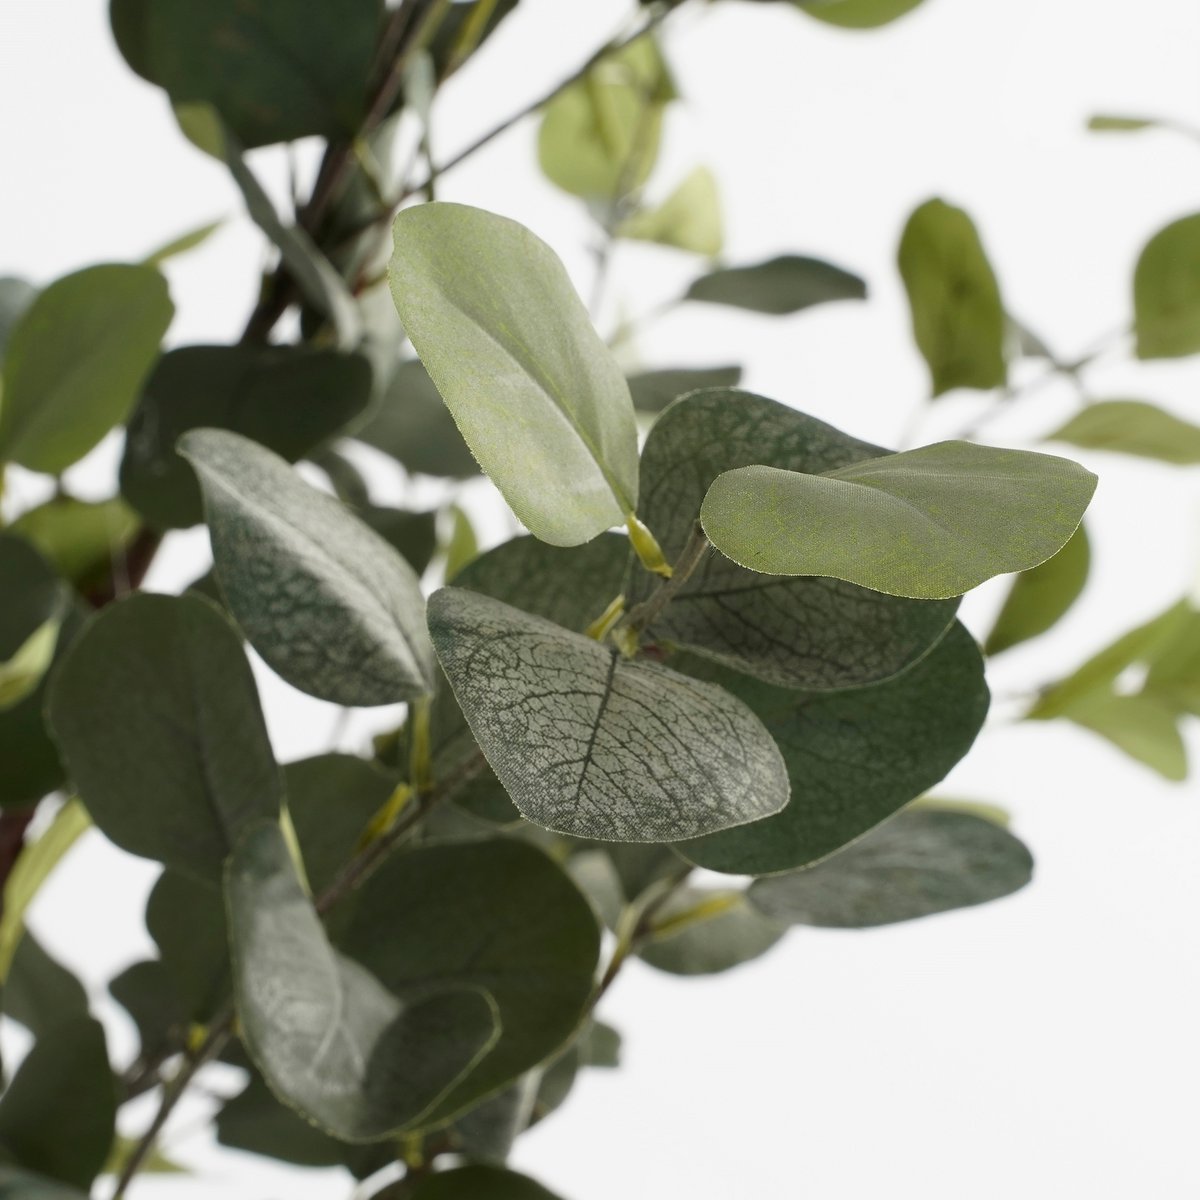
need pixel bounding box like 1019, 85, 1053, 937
360, 505, 439, 576
985, 523, 1090, 656
110, 0, 381, 148
0, 264, 172, 473
108, 961, 188, 1063
792, 0, 926, 29
406, 1166, 565, 1200
749, 807, 1033, 927
0, 276, 37, 357
142, 218, 223, 266
47, 592, 282, 884
429, 587, 789, 841
1088, 114, 1159, 132
1142, 607, 1200, 717
0, 620, 59, 713
899, 199, 1006, 396
146, 870, 230, 1024
1134, 212, 1200, 359
634, 391, 958, 687
626, 366, 742, 413
678, 621, 988, 875
701, 440, 1096, 599
450, 1075, 540, 1165
537, 36, 674, 199
444, 505, 479, 582
337, 837, 601, 1124
121, 344, 372, 529
4, 933, 90, 1038
389, 203, 640, 545
619, 167, 723, 256
638, 887, 786, 975
684, 255, 865, 314
0, 1017, 115, 1190
354, 358, 480, 479
1047, 399, 1200, 464
181, 428, 436, 706
228, 822, 502, 1141
1067, 691, 1187, 781
11, 497, 140, 591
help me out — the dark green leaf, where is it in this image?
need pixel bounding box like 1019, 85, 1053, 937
1135, 213, 1200, 358
449, 1076, 540, 1164
11, 498, 140, 592
626, 366, 742, 413
121, 345, 372, 529
678, 621, 988, 875
4, 934, 90, 1037
216, 1072, 347, 1169
0, 536, 66, 704
0, 265, 172, 474
684, 255, 865, 314
749, 807, 1033, 927
389, 203, 640, 545
702, 441, 1096, 599
429, 588, 789, 841
181, 428, 436, 706
337, 837, 601, 1124
47, 592, 282, 884
108, 961, 188, 1062
354, 358, 480, 479
0, 277, 37, 358
110, 0, 381, 148
146, 870, 230, 1024
0, 1017, 115, 1190
634, 391, 958, 687
1047, 398, 1200, 464
406, 1166, 564, 1200
537, 36, 674, 199
228, 822, 501, 1141
985, 523, 1090, 655
359, 506, 439, 576
899, 198, 1006, 396
792, 0, 926, 29
638, 887, 786, 975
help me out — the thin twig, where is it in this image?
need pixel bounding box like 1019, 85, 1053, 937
616, 520, 711, 643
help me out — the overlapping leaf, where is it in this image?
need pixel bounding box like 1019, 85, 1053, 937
633, 391, 958, 687
389, 203, 640, 545
12, 497, 140, 591
626, 366, 742, 413
181, 429, 436, 706
678, 621, 988, 875
638, 887, 787, 975
748, 806, 1033, 927
228, 823, 501, 1141
429, 588, 789, 842
48, 592, 282, 883
701, 440, 1096, 598
337, 838, 601, 1124
122, 344, 372, 528
0, 265, 172, 473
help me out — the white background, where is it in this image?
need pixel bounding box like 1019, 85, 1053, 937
2, 1, 1200, 1197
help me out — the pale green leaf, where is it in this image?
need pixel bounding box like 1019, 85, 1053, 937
0, 265, 172, 473
12, 497, 140, 590
701, 440, 1096, 599
1047, 399, 1200, 464
1143, 607, 1200, 717
444, 504, 479, 582
749, 808, 1033, 927
1134, 212, 1200, 359
390, 203, 639, 545
899, 198, 1006, 396
684, 255, 865, 314
678, 621, 988, 875
634, 390, 958, 687
228, 822, 500, 1141
638, 888, 786, 975
0, 619, 59, 712
1068, 692, 1187, 781
985, 522, 1090, 655
792, 0, 926, 29
142, 218, 223, 266
618, 167, 723, 256
47, 593, 281, 884
428, 587, 789, 842
537, 36, 674, 199
180, 428, 436, 706
336, 837, 601, 1125
1088, 114, 1159, 132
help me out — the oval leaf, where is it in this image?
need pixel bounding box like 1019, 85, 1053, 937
684, 255, 865, 314
228, 822, 500, 1141
181, 428, 436, 706
47, 592, 282, 884
701, 440, 1096, 599
337, 838, 601, 1125
678, 620, 989, 875
618, 167, 723, 256
407, 1166, 565, 1200
1047, 398, 1200, 465
635, 391, 958, 687
793, 0, 926, 29
749, 807, 1033, 927
1134, 212, 1200, 359
0, 264, 172, 473
638, 888, 786, 975
428, 587, 789, 842
898, 198, 1006, 396
122, 344, 372, 529
626, 366, 742, 414
389, 203, 640, 546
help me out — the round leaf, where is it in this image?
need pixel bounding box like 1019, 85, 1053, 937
1134, 212, 1200, 359
407, 1166, 564, 1200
